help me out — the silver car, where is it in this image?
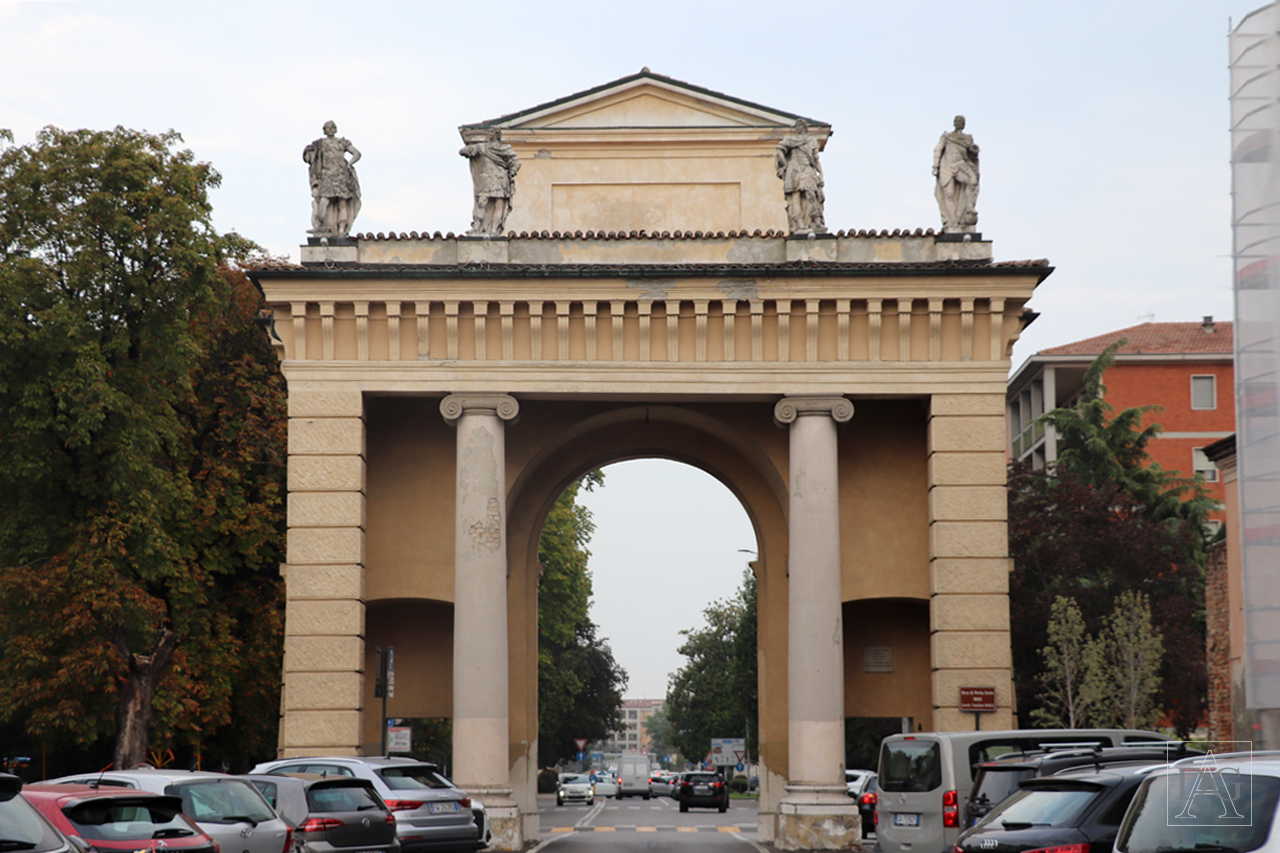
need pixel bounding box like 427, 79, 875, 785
247, 757, 480, 852
43, 769, 290, 853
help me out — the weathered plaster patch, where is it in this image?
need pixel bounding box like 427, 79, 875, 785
625, 279, 678, 300
716, 279, 760, 301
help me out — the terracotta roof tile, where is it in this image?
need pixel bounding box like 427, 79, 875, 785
1039, 321, 1233, 356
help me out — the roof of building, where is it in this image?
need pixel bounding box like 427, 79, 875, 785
1039, 320, 1233, 356
460, 68, 828, 131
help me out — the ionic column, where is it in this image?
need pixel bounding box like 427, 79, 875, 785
773, 394, 861, 851
440, 393, 521, 850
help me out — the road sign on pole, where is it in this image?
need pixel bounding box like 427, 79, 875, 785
710, 738, 745, 766
574, 738, 588, 751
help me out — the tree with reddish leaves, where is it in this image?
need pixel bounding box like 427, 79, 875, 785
0, 127, 286, 769
1009, 343, 1214, 736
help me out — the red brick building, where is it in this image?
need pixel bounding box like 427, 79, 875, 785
1007, 318, 1235, 528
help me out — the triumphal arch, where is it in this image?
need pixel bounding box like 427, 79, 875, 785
255, 70, 1049, 850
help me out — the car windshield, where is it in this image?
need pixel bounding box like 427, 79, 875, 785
1117, 772, 1280, 853
560, 776, 588, 785
879, 740, 942, 793
376, 766, 450, 790
306, 785, 384, 813
971, 768, 1034, 806
169, 781, 275, 824
685, 775, 718, 784
0, 794, 67, 853
979, 785, 1100, 829
65, 800, 196, 841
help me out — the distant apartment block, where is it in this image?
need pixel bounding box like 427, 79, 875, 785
602, 698, 664, 754
1007, 318, 1234, 528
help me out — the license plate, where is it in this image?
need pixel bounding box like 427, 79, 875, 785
893, 813, 920, 827
695, 786, 709, 793
429, 802, 458, 814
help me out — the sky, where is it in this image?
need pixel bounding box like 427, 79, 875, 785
0, 0, 1260, 699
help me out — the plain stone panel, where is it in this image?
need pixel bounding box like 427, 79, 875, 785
289, 492, 366, 528
285, 599, 365, 637
288, 456, 366, 492
928, 452, 1007, 487
930, 394, 1005, 417
928, 416, 1007, 453
287, 635, 364, 672
930, 559, 1010, 594
930, 594, 1010, 632
286, 564, 365, 600
287, 672, 363, 710
289, 418, 366, 456
930, 521, 1007, 558
928, 486, 1008, 521
931, 668, 1013, 704
280, 746, 364, 758
289, 391, 364, 418
288, 527, 365, 566
281, 710, 363, 749
931, 630, 1012, 670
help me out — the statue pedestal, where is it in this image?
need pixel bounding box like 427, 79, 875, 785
775, 784, 861, 850
785, 232, 838, 262
300, 236, 358, 265
933, 232, 992, 262
457, 236, 510, 264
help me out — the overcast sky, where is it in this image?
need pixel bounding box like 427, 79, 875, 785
1, 0, 1258, 699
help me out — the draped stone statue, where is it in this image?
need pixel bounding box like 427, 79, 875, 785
302, 121, 361, 237
460, 127, 521, 236
775, 119, 826, 234
932, 115, 980, 233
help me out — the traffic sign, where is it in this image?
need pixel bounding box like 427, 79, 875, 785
710, 738, 745, 766
575, 738, 588, 751
736, 762, 745, 773
576, 751, 585, 761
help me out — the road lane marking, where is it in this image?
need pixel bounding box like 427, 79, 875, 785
677, 826, 698, 832
636, 827, 656, 832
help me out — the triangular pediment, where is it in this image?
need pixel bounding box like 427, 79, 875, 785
462, 70, 827, 132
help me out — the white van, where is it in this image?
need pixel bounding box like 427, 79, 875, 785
875, 728, 1171, 853
617, 754, 652, 799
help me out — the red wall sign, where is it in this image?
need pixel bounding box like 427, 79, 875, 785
958, 686, 997, 712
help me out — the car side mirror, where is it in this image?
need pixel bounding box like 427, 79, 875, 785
68, 836, 91, 853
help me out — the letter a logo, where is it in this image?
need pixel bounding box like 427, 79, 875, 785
1174, 752, 1245, 821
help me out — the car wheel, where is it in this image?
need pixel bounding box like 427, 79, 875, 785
556, 797, 563, 806
644, 792, 651, 800
719, 803, 728, 813
679, 802, 688, 813
587, 798, 594, 806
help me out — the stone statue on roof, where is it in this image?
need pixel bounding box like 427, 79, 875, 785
303, 121, 362, 237
932, 115, 980, 233
460, 127, 522, 236
775, 119, 826, 235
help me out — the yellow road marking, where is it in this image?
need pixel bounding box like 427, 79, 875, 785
717, 826, 740, 832
592, 827, 616, 832
636, 827, 657, 832
551, 827, 573, 833
677, 826, 698, 832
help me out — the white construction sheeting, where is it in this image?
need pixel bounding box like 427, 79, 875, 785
1230, 3, 1280, 740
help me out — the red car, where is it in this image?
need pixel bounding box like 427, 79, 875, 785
22, 785, 219, 853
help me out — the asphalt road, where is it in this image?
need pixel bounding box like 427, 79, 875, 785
531, 793, 766, 851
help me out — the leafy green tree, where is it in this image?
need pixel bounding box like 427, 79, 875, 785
642, 704, 682, 767
1084, 591, 1164, 729
731, 569, 758, 763
1030, 596, 1094, 728
665, 582, 750, 765
537, 472, 628, 765
0, 127, 286, 769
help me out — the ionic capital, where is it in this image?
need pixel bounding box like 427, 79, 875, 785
774, 395, 854, 426
440, 393, 519, 425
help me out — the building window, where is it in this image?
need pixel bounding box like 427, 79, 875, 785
1191, 375, 1216, 410
627, 710, 637, 719
1205, 519, 1223, 536
1193, 447, 1219, 482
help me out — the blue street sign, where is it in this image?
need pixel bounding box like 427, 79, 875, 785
577, 751, 585, 761
736, 762, 745, 772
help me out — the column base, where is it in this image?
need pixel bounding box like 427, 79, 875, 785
775, 785, 862, 851
469, 790, 521, 851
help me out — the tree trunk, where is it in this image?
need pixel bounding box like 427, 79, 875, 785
113, 625, 179, 770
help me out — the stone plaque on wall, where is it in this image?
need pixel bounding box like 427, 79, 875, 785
864, 645, 893, 673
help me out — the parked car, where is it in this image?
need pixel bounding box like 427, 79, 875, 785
0, 774, 86, 853
955, 764, 1161, 853
246, 757, 479, 852
964, 744, 1201, 828
554, 775, 593, 807
22, 784, 215, 853
43, 769, 291, 853
876, 728, 1172, 853
676, 772, 728, 813
1115, 751, 1280, 853
240, 775, 398, 853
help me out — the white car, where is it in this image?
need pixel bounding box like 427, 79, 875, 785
1114, 751, 1280, 853
555, 774, 593, 807
845, 768, 874, 798
591, 773, 618, 798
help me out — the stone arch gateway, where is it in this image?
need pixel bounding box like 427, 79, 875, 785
252, 71, 1051, 851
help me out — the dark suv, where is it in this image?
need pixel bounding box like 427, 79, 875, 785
964, 744, 1200, 828
676, 773, 728, 813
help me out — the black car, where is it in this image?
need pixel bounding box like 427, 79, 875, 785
245, 775, 399, 853
676, 772, 729, 813
964, 745, 1201, 828
855, 774, 878, 834
955, 764, 1160, 853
